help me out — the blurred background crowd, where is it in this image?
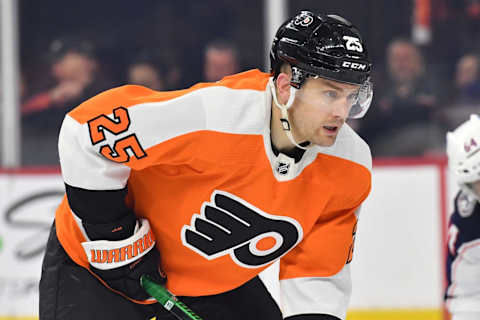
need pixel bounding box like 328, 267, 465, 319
6, 0, 480, 165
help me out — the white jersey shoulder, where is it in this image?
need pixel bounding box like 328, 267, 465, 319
195, 85, 267, 135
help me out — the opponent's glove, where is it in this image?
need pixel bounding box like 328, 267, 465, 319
81, 218, 166, 301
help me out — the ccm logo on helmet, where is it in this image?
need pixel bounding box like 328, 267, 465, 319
181, 190, 303, 268
342, 61, 367, 70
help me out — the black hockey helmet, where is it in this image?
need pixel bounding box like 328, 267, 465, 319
270, 10, 372, 87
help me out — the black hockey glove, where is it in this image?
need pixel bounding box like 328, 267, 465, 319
81, 217, 166, 301
91, 248, 166, 301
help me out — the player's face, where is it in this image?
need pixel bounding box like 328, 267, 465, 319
290, 77, 360, 146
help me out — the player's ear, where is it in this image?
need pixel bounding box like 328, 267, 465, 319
275, 71, 292, 105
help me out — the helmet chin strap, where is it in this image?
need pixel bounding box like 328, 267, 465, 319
268, 78, 312, 150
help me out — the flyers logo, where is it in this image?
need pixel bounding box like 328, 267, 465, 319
293, 12, 314, 27
181, 190, 303, 268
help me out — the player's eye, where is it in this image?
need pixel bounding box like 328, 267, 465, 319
324, 90, 338, 99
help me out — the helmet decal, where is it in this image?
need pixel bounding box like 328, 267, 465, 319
293, 12, 314, 27
342, 36, 363, 53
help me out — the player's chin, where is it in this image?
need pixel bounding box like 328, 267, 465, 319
312, 134, 337, 147
312, 128, 339, 146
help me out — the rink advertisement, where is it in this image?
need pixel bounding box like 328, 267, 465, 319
0, 160, 455, 319
0, 170, 63, 318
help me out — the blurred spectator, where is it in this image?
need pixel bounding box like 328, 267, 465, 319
126, 51, 185, 90
127, 60, 165, 91
440, 53, 480, 130
203, 39, 240, 82
359, 38, 444, 157
453, 53, 480, 104
21, 38, 111, 165
22, 39, 109, 120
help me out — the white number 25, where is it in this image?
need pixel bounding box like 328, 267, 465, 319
343, 36, 363, 53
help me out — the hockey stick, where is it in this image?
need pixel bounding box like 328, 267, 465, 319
140, 274, 203, 320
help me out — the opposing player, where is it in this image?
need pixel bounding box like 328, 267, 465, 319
445, 114, 480, 320
39, 10, 373, 320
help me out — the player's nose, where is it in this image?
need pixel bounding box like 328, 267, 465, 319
331, 98, 350, 119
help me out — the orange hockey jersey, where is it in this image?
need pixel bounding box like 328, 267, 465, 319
55, 69, 372, 319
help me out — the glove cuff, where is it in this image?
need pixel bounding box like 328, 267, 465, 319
81, 218, 156, 270
82, 212, 137, 241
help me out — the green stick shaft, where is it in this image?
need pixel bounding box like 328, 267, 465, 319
140, 275, 203, 320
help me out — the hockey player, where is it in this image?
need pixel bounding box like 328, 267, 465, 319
445, 114, 480, 320
39, 10, 373, 320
